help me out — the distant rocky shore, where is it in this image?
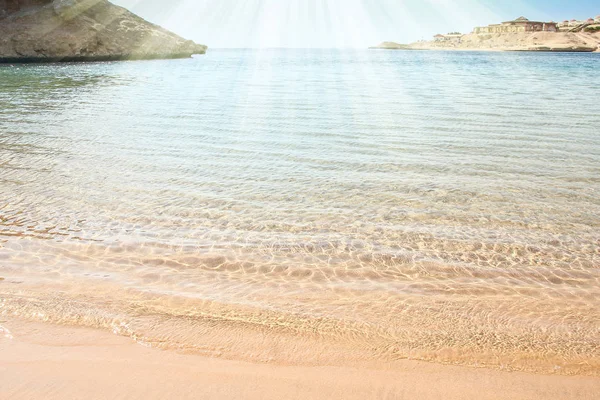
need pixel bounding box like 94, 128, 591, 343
369, 42, 416, 50
0, 0, 207, 63
373, 16, 600, 53
410, 31, 600, 52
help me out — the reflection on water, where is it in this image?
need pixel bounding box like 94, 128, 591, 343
1, 51, 599, 375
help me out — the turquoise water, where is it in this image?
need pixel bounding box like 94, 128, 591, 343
1, 50, 599, 374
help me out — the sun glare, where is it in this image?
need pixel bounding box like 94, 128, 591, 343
109, 0, 553, 48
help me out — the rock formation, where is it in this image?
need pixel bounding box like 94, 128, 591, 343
0, 0, 207, 62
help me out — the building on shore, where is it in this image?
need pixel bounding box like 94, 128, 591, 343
558, 19, 583, 29
557, 16, 600, 31
433, 33, 463, 43
474, 17, 557, 34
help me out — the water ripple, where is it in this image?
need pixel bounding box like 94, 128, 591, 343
1, 50, 599, 374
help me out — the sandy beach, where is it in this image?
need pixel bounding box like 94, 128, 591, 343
1, 318, 598, 400
2, 17, 600, 398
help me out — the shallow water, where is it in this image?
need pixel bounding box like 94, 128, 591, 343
1, 50, 599, 374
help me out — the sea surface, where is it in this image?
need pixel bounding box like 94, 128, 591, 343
1, 50, 599, 374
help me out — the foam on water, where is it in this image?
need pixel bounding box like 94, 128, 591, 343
1, 50, 599, 374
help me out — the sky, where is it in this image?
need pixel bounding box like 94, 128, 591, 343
112, 0, 600, 48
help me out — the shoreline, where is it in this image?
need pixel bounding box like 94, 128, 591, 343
2, 269, 598, 377
0, 53, 199, 64
372, 30, 600, 53
370, 46, 600, 53
1, 317, 599, 400
410, 47, 599, 53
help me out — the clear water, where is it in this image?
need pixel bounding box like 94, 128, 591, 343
1, 50, 599, 374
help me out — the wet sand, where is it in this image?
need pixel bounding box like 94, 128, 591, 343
1, 318, 598, 400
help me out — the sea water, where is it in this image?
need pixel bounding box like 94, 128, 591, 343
1, 49, 599, 374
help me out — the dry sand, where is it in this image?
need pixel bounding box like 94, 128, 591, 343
1, 318, 599, 400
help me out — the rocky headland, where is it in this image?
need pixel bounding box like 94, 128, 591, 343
0, 0, 207, 62
369, 42, 415, 50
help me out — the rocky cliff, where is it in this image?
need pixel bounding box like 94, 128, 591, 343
0, 0, 207, 62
